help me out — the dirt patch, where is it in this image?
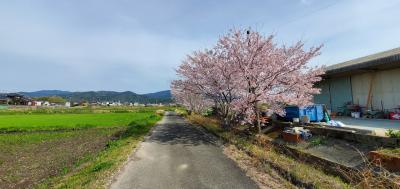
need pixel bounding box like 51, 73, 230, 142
0, 127, 124, 189
223, 144, 296, 189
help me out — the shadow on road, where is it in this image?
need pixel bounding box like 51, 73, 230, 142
147, 114, 219, 146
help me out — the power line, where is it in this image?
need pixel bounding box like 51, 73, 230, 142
276, 0, 344, 29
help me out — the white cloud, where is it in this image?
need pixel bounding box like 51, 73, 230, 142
0, 0, 399, 92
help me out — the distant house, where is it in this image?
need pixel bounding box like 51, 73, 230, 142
65, 102, 71, 107
33, 101, 42, 106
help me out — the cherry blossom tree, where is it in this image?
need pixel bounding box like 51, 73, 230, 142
172, 29, 324, 133
171, 49, 237, 124
221, 29, 324, 133
170, 83, 210, 114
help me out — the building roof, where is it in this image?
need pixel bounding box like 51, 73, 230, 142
325, 47, 400, 77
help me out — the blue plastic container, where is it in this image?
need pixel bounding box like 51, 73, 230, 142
284, 104, 324, 122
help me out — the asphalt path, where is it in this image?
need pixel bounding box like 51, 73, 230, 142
110, 111, 258, 189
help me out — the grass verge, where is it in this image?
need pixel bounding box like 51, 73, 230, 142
187, 114, 351, 189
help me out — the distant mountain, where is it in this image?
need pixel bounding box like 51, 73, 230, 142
20, 90, 72, 97
143, 90, 171, 99
18, 90, 172, 103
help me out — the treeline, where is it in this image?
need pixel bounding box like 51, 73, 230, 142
33, 96, 66, 103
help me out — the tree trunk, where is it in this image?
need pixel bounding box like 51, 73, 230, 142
222, 117, 231, 130
256, 110, 261, 133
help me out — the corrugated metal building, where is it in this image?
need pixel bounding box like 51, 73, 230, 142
314, 47, 400, 113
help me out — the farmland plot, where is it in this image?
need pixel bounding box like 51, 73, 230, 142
0, 107, 162, 188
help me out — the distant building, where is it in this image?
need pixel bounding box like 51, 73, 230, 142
65, 102, 71, 107
33, 101, 42, 106
314, 47, 400, 113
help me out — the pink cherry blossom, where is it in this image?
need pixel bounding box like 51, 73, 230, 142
171, 29, 324, 132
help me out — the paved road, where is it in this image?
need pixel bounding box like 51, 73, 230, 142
110, 112, 258, 189
334, 117, 400, 131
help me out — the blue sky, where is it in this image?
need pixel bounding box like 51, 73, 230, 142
1, 0, 399, 93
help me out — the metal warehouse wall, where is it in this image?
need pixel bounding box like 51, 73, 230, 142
314, 68, 400, 112
351, 68, 400, 110
314, 80, 331, 109
313, 76, 353, 112
330, 76, 353, 112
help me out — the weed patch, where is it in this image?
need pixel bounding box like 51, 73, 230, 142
386, 129, 400, 138
308, 136, 327, 147
187, 114, 351, 189
91, 162, 114, 173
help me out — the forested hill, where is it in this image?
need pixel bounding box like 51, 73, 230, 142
20, 90, 172, 103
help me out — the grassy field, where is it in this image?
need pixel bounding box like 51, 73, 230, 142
0, 106, 164, 188
0, 112, 154, 132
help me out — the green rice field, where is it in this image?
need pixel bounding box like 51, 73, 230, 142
0, 106, 165, 188
0, 112, 155, 132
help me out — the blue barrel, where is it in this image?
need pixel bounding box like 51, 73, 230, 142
284, 104, 324, 122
